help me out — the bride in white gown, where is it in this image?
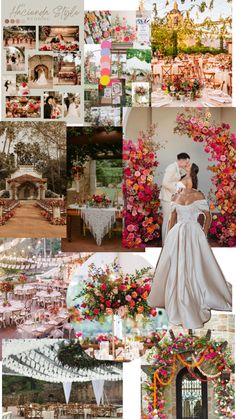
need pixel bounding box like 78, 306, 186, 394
66, 98, 79, 120
36, 67, 48, 85
148, 163, 232, 329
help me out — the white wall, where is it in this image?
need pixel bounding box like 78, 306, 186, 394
124, 108, 235, 197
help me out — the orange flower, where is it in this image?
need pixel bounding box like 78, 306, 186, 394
106, 308, 113, 315
142, 291, 148, 300
137, 306, 144, 313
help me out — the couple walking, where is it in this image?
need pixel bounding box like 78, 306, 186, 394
148, 152, 232, 330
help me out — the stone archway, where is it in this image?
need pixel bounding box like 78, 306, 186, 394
34, 64, 49, 79
17, 181, 38, 200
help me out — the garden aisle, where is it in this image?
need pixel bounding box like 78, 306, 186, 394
0, 201, 66, 238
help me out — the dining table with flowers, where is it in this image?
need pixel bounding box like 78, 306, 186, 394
152, 85, 232, 107
0, 300, 25, 326
67, 194, 123, 246
18, 307, 69, 338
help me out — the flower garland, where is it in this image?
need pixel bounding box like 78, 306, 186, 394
123, 126, 163, 248
174, 109, 236, 246
143, 333, 234, 419
71, 259, 157, 323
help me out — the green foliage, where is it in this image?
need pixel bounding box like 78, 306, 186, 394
163, 45, 228, 56
57, 340, 122, 371
3, 376, 43, 395
96, 160, 122, 187
127, 49, 152, 63
172, 31, 178, 58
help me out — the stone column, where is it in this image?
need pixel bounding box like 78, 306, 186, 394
89, 160, 96, 196
53, 206, 61, 220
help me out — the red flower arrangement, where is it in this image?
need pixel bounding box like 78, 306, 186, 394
0, 281, 15, 305
88, 194, 112, 208
71, 259, 157, 323
123, 126, 163, 248
175, 109, 236, 246
18, 273, 27, 286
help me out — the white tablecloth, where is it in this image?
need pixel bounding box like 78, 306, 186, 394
36, 290, 61, 300
0, 301, 24, 324
151, 88, 232, 107
14, 285, 35, 295
81, 208, 117, 246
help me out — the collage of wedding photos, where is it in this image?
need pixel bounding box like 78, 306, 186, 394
0, 0, 235, 419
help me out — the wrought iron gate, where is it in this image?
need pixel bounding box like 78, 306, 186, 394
176, 367, 208, 419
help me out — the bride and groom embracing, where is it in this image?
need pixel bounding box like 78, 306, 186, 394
148, 152, 232, 330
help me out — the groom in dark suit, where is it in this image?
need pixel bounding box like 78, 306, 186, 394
44, 96, 53, 119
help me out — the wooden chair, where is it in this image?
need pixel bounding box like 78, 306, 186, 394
0, 312, 6, 328
227, 72, 232, 96
204, 71, 216, 87
161, 65, 172, 83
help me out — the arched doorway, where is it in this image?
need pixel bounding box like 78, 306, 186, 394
34, 64, 49, 79
17, 182, 38, 200
176, 367, 208, 419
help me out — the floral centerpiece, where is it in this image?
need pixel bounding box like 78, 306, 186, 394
71, 259, 157, 323
112, 15, 137, 43
0, 281, 14, 306
88, 194, 112, 208
40, 41, 79, 52
123, 126, 162, 248
18, 273, 27, 287
143, 332, 235, 419
81, 334, 121, 345
175, 109, 236, 246
47, 286, 53, 294
162, 76, 204, 100
6, 97, 41, 118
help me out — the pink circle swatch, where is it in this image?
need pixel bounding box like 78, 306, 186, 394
101, 61, 111, 70
101, 40, 112, 49
100, 56, 110, 64
101, 68, 110, 76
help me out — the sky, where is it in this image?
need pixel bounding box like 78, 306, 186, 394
149, 0, 232, 23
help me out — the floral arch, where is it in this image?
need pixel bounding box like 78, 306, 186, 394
123, 109, 235, 247
142, 332, 235, 419
174, 109, 235, 247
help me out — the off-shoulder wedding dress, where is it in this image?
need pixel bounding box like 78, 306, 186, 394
148, 199, 232, 329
